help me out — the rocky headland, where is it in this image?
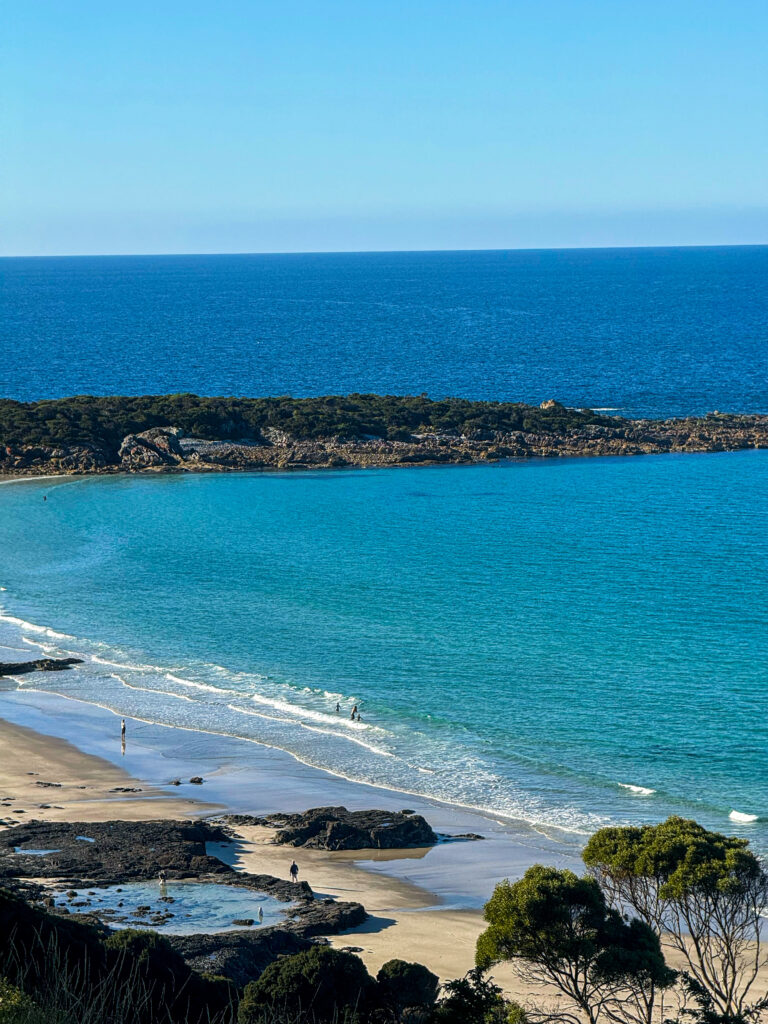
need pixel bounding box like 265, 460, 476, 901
1, 394, 766, 476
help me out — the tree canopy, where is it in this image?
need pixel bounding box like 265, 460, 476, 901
583, 817, 768, 1022
0, 393, 613, 452
476, 865, 675, 1024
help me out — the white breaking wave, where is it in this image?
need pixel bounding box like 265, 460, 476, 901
730, 810, 759, 823
298, 722, 397, 758
93, 655, 170, 674
618, 783, 656, 796
165, 673, 239, 696
0, 612, 75, 641
113, 674, 196, 703
248, 690, 388, 734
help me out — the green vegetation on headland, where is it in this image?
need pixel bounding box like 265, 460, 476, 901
0, 393, 612, 449
1, 393, 766, 475
1, 816, 766, 1024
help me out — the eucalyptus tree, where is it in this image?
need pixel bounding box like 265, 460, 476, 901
475, 865, 676, 1024
582, 816, 768, 1023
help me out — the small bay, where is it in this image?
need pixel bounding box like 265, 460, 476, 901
1, 451, 766, 849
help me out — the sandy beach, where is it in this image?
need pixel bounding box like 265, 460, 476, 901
1, 698, 766, 1011
0, 710, 524, 993
0, 718, 217, 822
0, 691, 571, 997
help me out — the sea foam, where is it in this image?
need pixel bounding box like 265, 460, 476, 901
729, 810, 759, 823
618, 783, 656, 796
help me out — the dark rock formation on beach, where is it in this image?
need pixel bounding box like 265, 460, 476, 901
0, 818, 367, 986
0, 819, 233, 883
0, 657, 82, 677
170, 928, 312, 987
242, 806, 439, 850
2, 394, 767, 477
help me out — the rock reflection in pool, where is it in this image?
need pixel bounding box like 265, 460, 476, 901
51, 882, 297, 935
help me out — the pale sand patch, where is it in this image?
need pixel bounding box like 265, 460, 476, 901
228, 825, 522, 993
0, 719, 219, 822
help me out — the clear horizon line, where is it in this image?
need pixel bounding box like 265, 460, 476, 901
2, 241, 767, 260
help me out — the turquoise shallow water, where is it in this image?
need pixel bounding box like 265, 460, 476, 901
1, 452, 767, 849
49, 882, 295, 935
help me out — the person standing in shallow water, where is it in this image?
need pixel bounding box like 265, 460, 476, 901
289, 861, 299, 883
350, 705, 358, 720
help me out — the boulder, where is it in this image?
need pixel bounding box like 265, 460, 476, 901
118, 427, 184, 469
265, 806, 438, 850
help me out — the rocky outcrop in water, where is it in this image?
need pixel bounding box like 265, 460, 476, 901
3, 407, 768, 477
0, 657, 82, 677
243, 806, 439, 850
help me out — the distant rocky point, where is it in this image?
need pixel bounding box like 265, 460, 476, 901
1, 394, 766, 476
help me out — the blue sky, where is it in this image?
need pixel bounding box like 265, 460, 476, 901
2, 0, 767, 254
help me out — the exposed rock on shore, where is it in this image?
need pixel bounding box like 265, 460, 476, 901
0, 819, 233, 883
231, 806, 439, 850
0, 818, 367, 985
0, 657, 82, 677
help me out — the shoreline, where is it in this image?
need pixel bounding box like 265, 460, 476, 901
3, 698, 765, 1001
0, 688, 582, 903
0, 689, 581, 988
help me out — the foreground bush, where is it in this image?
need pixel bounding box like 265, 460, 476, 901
431, 968, 512, 1023
239, 947, 376, 1023
376, 959, 439, 1020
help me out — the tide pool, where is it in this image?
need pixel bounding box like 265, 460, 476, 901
1, 452, 766, 849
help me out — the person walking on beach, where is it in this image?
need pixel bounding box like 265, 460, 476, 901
121, 718, 126, 755
257, 906, 264, 923
289, 861, 299, 883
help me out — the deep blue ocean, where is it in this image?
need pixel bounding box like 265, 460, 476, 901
0, 248, 766, 850
2, 246, 768, 417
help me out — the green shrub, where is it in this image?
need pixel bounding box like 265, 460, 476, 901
375, 960, 438, 1019
431, 968, 509, 1023
0, 978, 38, 1024
240, 947, 375, 1023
